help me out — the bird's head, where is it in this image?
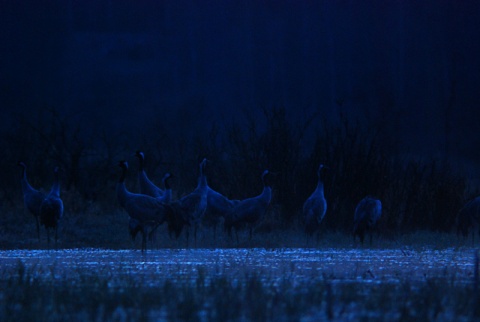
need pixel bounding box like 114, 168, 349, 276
163, 172, 174, 179
163, 172, 175, 186
317, 164, 329, 176
262, 170, 275, 187
17, 161, 26, 169
119, 160, 129, 171
199, 158, 208, 173
134, 151, 145, 160
54, 166, 65, 173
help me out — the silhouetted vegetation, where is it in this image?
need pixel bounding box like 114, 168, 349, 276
1, 106, 478, 248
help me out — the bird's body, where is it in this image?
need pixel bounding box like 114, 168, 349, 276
225, 170, 272, 240
39, 166, 63, 246
202, 187, 239, 240
353, 196, 382, 245
18, 162, 45, 240
303, 164, 327, 237
456, 197, 480, 243
170, 159, 208, 246
117, 161, 176, 252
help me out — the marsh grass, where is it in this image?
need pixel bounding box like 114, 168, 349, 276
1, 258, 479, 321
1, 203, 476, 251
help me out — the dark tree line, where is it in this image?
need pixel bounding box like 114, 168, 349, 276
2, 1, 480, 169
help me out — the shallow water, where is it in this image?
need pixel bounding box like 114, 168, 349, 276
0, 248, 476, 286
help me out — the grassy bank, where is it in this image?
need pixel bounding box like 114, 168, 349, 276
0, 258, 479, 322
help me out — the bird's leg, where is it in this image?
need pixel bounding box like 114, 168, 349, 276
35, 217, 40, 241
213, 224, 217, 244
141, 232, 147, 253
194, 225, 198, 248
55, 226, 58, 250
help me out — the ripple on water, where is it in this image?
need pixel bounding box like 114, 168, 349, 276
0, 248, 477, 286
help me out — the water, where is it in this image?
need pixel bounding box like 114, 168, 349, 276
0, 248, 476, 287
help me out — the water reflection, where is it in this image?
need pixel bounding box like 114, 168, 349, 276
0, 248, 476, 286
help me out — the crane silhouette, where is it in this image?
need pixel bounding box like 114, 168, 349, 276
18, 162, 45, 240
303, 164, 327, 240
198, 160, 239, 242
39, 166, 64, 246
456, 197, 480, 243
170, 158, 208, 247
224, 170, 272, 242
117, 161, 178, 252
128, 173, 175, 241
353, 196, 382, 245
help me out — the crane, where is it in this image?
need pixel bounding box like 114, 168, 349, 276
117, 161, 178, 252
353, 196, 382, 245
303, 164, 327, 240
18, 161, 45, 240
169, 158, 208, 247
225, 170, 272, 242
39, 166, 63, 246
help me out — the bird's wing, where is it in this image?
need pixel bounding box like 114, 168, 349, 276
303, 196, 326, 218
124, 195, 166, 222
353, 200, 367, 224
139, 172, 164, 198
207, 189, 236, 212
372, 200, 382, 222
232, 197, 266, 223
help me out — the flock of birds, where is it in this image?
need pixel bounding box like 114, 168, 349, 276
27, 150, 480, 251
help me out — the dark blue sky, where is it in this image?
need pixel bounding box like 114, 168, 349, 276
2, 1, 480, 176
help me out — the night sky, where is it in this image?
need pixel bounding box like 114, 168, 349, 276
2, 1, 480, 179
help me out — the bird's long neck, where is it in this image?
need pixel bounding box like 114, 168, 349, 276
198, 161, 207, 189
50, 168, 60, 197
117, 167, 129, 207
316, 174, 324, 196
261, 186, 272, 204
199, 173, 207, 188
164, 176, 171, 190
20, 165, 35, 193
119, 166, 127, 184
137, 154, 145, 171
163, 176, 172, 203
261, 172, 272, 204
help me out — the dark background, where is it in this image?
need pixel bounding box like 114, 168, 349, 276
1, 1, 480, 239
2, 1, 480, 168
